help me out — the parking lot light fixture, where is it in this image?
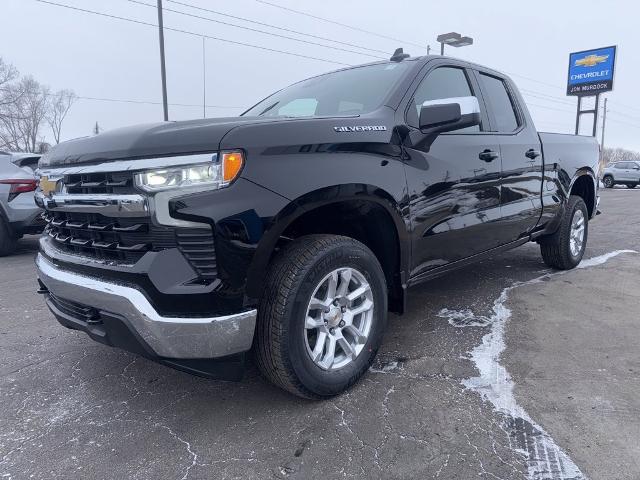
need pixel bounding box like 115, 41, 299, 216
437, 32, 474, 55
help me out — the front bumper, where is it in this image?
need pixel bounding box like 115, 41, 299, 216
35, 253, 257, 360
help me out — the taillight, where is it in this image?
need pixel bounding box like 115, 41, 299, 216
0, 178, 38, 201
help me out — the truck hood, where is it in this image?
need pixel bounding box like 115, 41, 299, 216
40, 116, 289, 168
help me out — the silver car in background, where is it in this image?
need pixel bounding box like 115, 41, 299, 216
602, 160, 640, 189
0, 152, 43, 255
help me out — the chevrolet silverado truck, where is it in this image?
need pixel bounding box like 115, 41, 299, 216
35, 52, 600, 399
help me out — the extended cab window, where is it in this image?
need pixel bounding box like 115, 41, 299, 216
478, 73, 519, 132
409, 67, 480, 132
243, 62, 411, 118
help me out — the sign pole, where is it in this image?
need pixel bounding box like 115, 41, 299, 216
575, 96, 582, 135
592, 94, 600, 137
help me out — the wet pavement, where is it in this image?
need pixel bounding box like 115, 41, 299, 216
1, 188, 639, 480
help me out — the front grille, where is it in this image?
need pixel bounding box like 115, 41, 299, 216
64, 171, 136, 195
43, 211, 218, 282
44, 211, 173, 263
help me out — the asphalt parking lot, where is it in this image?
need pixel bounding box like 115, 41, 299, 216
1, 187, 639, 480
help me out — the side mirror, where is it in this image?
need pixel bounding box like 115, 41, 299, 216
419, 96, 481, 134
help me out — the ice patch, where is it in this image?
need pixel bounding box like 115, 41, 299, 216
447, 249, 637, 479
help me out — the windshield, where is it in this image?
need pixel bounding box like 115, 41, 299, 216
243, 62, 411, 118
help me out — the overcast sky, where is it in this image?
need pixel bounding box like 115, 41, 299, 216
3, 0, 639, 150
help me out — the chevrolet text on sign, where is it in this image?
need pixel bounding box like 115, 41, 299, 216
567, 45, 617, 96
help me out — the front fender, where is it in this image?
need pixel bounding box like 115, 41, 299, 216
244, 184, 410, 300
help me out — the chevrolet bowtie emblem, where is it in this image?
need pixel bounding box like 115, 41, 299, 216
575, 54, 609, 68
39, 176, 58, 197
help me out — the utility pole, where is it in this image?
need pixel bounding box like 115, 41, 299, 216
427, 44, 431, 55
157, 0, 169, 121
202, 37, 206, 119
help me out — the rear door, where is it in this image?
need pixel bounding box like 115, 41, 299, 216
616, 162, 632, 181
401, 62, 504, 278
473, 70, 543, 242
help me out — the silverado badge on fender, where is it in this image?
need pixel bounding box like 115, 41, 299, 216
333, 125, 387, 132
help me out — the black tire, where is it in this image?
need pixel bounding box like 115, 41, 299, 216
0, 217, 18, 257
254, 234, 387, 399
603, 176, 614, 188
626, 184, 637, 189
539, 195, 588, 270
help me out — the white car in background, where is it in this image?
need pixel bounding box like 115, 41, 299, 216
602, 160, 640, 189
0, 152, 44, 255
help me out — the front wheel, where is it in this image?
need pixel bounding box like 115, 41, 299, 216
603, 176, 614, 188
255, 234, 387, 399
539, 195, 588, 270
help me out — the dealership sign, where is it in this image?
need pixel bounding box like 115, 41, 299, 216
567, 46, 616, 96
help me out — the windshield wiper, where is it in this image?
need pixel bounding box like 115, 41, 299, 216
258, 102, 279, 116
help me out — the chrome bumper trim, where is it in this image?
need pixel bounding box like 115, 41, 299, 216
39, 152, 218, 176
36, 254, 256, 359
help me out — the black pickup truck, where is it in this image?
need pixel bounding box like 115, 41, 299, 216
35, 52, 600, 399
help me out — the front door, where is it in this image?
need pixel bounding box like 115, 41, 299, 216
402, 65, 503, 279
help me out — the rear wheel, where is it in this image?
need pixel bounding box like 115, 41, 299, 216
539, 195, 588, 270
0, 217, 18, 257
626, 184, 637, 189
255, 234, 387, 399
603, 176, 614, 188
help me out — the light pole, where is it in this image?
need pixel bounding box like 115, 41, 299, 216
436, 32, 474, 56
157, 0, 169, 121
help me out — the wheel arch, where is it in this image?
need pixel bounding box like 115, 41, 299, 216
569, 169, 597, 218
244, 184, 409, 313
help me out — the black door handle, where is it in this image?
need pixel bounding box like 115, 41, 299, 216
479, 149, 499, 162
525, 149, 541, 159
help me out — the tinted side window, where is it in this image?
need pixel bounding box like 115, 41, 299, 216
478, 73, 519, 132
411, 67, 480, 132
615, 162, 628, 169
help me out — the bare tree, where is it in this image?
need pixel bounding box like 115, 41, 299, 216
0, 57, 20, 107
46, 89, 76, 144
0, 76, 50, 153
0, 58, 24, 150
602, 147, 640, 165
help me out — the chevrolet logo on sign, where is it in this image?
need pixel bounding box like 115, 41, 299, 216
575, 54, 609, 68
567, 46, 616, 96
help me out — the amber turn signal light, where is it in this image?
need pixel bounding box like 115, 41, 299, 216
221, 151, 244, 184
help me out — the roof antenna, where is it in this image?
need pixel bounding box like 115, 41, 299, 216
390, 48, 410, 62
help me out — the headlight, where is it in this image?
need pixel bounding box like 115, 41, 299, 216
135, 151, 244, 192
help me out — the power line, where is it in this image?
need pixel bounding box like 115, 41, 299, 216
524, 101, 574, 114
520, 89, 575, 106
75, 95, 242, 109
165, 0, 390, 56
254, 0, 424, 49
129, 0, 385, 60
502, 71, 566, 92
605, 108, 640, 123
33, 0, 352, 66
